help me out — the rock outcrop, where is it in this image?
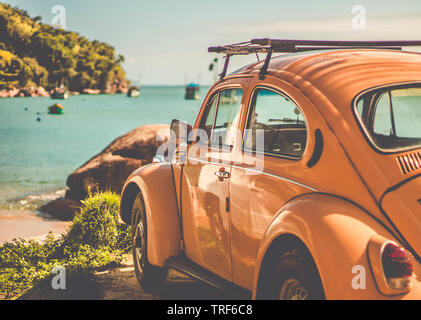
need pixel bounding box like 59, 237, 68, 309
40, 198, 81, 221
41, 124, 170, 220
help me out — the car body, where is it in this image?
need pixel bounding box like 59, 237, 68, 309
120, 47, 421, 299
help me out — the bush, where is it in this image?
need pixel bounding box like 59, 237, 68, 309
0, 191, 131, 300
64, 191, 128, 251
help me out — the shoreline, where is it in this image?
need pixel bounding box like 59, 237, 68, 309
0, 209, 71, 244
0, 90, 129, 99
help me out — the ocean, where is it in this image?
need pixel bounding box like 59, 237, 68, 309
0, 86, 206, 214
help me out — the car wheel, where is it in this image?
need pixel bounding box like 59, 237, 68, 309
270, 248, 325, 300
131, 192, 168, 293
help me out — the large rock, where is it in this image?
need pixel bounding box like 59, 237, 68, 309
41, 124, 170, 220
40, 198, 80, 221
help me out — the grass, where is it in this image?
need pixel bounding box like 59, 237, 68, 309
0, 191, 132, 300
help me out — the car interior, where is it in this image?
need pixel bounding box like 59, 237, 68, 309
244, 88, 307, 158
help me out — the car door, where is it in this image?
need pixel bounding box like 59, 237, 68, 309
181, 86, 244, 281
230, 82, 315, 290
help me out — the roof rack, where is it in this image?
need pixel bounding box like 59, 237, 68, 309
209, 38, 421, 80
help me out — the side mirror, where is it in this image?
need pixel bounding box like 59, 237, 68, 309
170, 119, 192, 144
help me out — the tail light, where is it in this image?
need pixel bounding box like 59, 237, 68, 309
382, 242, 413, 289
368, 235, 414, 295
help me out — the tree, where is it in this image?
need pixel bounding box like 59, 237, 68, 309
0, 2, 128, 92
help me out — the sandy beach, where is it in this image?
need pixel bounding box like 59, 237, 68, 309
0, 210, 71, 244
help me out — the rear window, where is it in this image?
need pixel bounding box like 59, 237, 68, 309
355, 84, 421, 152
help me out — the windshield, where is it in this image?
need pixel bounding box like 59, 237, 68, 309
355, 84, 421, 152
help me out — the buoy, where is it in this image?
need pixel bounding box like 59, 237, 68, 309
24, 107, 28, 111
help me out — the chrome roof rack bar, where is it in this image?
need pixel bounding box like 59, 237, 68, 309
258, 50, 272, 80
209, 38, 421, 80
251, 38, 421, 48
219, 54, 231, 80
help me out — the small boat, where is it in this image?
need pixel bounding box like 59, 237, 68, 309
48, 103, 64, 114
51, 91, 68, 99
51, 84, 69, 99
185, 83, 200, 100
127, 86, 140, 97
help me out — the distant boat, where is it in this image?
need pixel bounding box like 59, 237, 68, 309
51, 91, 68, 99
185, 83, 200, 100
48, 103, 64, 114
51, 84, 68, 99
127, 86, 140, 97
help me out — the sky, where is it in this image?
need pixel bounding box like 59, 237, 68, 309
3, 0, 421, 85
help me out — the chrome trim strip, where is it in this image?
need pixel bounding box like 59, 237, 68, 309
231, 165, 318, 191
186, 157, 318, 191
187, 157, 232, 166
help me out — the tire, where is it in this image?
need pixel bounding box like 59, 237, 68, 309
131, 192, 168, 293
268, 246, 325, 300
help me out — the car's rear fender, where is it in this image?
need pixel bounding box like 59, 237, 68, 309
253, 193, 421, 299
119, 163, 181, 267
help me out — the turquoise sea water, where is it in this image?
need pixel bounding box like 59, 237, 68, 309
0, 86, 206, 212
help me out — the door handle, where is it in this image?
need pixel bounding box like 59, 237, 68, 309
215, 170, 230, 181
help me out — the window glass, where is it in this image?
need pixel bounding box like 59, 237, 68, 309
357, 99, 364, 116
213, 89, 243, 147
199, 95, 218, 143
244, 88, 307, 158
199, 88, 243, 147
356, 85, 421, 151
373, 92, 393, 135
393, 88, 421, 138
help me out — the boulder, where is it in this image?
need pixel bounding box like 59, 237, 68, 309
42, 124, 170, 220
40, 198, 80, 221
64, 155, 148, 201
66, 124, 170, 201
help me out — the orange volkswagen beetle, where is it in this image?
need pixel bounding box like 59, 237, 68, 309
119, 39, 421, 299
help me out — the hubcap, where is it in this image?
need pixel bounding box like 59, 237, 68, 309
279, 278, 309, 300
133, 213, 145, 271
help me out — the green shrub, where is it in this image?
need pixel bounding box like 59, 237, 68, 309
64, 191, 127, 251
0, 191, 132, 300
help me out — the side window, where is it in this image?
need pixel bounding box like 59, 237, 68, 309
373, 92, 393, 135
392, 88, 421, 138
355, 85, 421, 151
373, 88, 421, 138
199, 88, 243, 147
199, 95, 218, 142
244, 88, 307, 158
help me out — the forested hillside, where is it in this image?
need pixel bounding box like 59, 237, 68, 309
0, 2, 128, 93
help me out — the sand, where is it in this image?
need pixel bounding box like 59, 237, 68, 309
0, 209, 71, 244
